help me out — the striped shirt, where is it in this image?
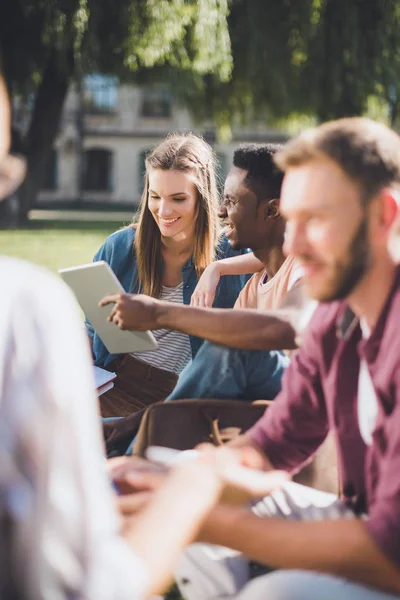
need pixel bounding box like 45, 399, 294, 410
134, 282, 192, 374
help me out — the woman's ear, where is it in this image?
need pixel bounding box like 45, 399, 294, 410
264, 198, 281, 220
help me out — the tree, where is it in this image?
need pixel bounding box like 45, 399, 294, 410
0, 0, 232, 223
174, 0, 400, 137
372, 0, 400, 127
3, 0, 400, 224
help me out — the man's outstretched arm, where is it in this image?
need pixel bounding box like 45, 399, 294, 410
100, 281, 309, 351
198, 507, 400, 595
100, 293, 298, 350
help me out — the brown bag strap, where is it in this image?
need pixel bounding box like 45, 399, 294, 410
204, 400, 273, 446
208, 418, 242, 446
252, 400, 273, 406
210, 418, 224, 446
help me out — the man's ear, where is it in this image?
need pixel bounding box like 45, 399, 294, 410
379, 188, 398, 233
264, 198, 281, 220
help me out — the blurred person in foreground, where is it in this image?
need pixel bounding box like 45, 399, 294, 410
0, 65, 273, 599
136, 118, 400, 600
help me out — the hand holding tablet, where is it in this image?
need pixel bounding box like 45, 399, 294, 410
59, 261, 158, 354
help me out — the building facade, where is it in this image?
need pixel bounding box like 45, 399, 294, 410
19, 76, 288, 208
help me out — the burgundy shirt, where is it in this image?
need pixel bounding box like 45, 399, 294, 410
249, 265, 400, 570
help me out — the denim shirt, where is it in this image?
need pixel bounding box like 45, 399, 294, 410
86, 226, 250, 367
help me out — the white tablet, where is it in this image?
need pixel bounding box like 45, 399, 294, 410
59, 261, 158, 354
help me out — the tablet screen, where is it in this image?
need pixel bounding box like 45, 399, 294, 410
59, 261, 158, 354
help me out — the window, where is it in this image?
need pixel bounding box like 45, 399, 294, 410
83, 74, 118, 114
41, 149, 58, 190
140, 89, 171, 118
83, 148, 113, 192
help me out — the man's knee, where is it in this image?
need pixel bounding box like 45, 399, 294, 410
175, 544, 249, 600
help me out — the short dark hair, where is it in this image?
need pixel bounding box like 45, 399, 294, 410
233, 143, 284, 201
275, 118, 400, 202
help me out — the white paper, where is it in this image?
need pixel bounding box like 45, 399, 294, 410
93, 365, 116, 389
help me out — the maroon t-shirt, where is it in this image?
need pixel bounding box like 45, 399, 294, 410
249, 265, 400, 571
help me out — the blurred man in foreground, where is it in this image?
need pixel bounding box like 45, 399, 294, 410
164, 119, 400, 600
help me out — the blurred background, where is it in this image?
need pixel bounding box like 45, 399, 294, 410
1, 0, 400, 271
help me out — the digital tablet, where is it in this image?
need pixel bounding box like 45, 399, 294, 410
59, 261, 158, 354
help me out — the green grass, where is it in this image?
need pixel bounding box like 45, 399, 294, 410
0, 220, 119, 273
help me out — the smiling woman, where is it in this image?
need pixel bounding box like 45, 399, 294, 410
86, 133, 251, 418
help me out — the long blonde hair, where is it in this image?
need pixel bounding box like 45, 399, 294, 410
134, 133, 220, 298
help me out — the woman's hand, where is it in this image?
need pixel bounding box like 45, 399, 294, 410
108, 456, 169, 519
108, 456, 168, 495
191, 262, 222, 307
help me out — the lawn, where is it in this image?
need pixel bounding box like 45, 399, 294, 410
0, 219, 123, 273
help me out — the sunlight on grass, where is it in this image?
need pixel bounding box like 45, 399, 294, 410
0, 221, 119, 273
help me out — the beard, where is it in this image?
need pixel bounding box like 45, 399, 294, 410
305, 215, 372, 303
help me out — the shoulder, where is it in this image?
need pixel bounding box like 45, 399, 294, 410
385, 269, 400, 325
102, 225, 136, 251
235, 270, 265, 309
95, 225, 136, 263
273, 255, 304, 292
286, 257, 304, 290
243, 270, 265, 291
289, 301, 344, 378
376, 269, 400, 366
306, 301, 344, 341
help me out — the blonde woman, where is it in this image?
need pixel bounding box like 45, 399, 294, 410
87, 133, 260, 417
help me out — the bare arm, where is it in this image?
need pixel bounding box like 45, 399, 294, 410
216, 252, 264, 275
157, 303, 297, 349
165, 279, 308, 349
100, 283, 309, 351
199, 507, 400, 594
191, 252, 264, 307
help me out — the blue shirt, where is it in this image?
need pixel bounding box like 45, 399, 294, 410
86, 226, 250, 367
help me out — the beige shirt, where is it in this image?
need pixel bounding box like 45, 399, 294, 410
234, 255, 303, 311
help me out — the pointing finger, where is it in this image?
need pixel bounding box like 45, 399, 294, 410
99, 294, 120, 307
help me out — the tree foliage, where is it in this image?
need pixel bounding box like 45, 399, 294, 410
174, 0, 400, 135
0, 0, 232, 221
2, 0, 400, 222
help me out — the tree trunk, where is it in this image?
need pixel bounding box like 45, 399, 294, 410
17, 53, 73, 223
389, 88, 399, 129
